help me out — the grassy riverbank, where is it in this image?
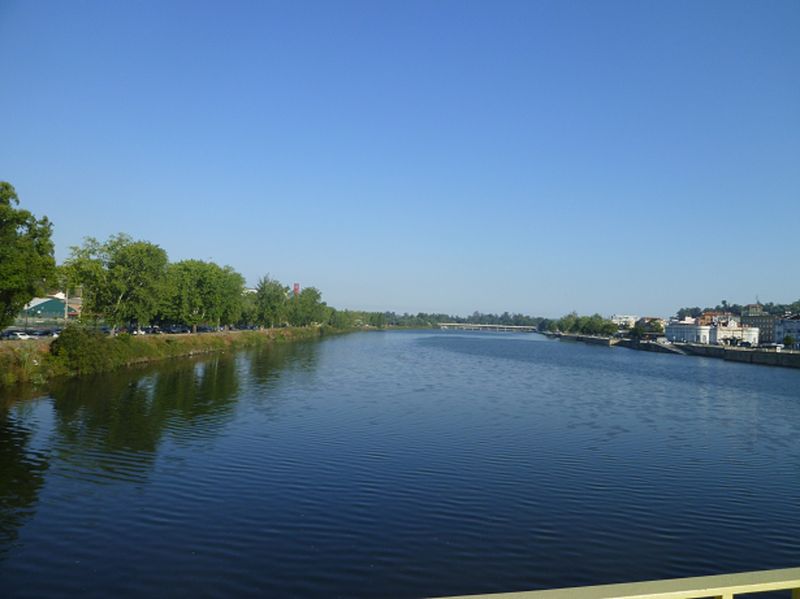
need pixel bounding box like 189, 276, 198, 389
0, 326, 342, 388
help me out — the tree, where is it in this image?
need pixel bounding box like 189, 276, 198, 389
629, 323, 645, 339
162, 260, 244, 331
368, 312, 387, 328
784, 335, 796, 348
238, 291, 258, 327
218, 266, 245, 327
254, 276, 288, 328
165, 260, 222, 332
0, 182, 56, 328
69, 234, 168, 332
287, 286, 327, 326
557, 312, 578, 333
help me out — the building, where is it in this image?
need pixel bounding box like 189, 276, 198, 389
665, 322, 712, 344
709, 322, 759, 346
775, 315, 800, 349
20, 297, 78, 321
740, 304, 777, 345
665, 319, 758, 346
697, 311, 739, 326
610, 314, 638, 328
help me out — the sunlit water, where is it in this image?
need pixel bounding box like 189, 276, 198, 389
1, 331, 800, 597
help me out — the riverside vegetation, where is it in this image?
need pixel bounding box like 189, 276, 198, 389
0, 325, 334, 388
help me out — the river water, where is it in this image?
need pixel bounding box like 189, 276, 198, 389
1, 331, 799, 597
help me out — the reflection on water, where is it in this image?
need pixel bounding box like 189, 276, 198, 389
0, 413, 48, 554
1, 331, 800, 598
0, 340, 319, 557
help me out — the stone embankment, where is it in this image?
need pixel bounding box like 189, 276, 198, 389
677, 343, 800, 368
548, 332, 619, 346
551, 333, 800, 369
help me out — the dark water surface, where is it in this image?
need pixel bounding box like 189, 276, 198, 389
2, 331, 800, 597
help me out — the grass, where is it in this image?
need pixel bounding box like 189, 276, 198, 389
0, 325, 340, 389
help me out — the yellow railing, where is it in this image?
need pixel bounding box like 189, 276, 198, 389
438, 567, 800, 599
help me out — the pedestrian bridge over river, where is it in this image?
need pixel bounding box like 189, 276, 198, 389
438, 323, 539, 333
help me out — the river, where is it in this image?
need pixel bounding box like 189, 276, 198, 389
2, 330, 800, 597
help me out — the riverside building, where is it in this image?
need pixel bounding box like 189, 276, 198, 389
610, 314, 638, 328
665, 318, 759, 346
775, 315, 800, 349
740, 304, 777, 345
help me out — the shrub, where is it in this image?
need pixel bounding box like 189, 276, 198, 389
50, 325, 113, 375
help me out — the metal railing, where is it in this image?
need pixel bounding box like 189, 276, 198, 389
438, 567, 800, 599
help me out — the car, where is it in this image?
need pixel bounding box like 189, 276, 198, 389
165, 324, 191, 334
9, 331, 32, 340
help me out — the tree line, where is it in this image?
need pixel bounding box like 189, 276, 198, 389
537, 312, 619, 336
63, 233, 336, 333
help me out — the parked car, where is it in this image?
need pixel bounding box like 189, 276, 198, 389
165, 325, 191, 334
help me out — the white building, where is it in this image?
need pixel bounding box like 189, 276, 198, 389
610, 314, 638, 328
665, 320, 758, 346
709, 322, 759, 346
665, 322, 712, 344
775, 315, 800, 348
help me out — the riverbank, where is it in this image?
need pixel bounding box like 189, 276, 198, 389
0, 326, 346, 388
551, 332, 800, 369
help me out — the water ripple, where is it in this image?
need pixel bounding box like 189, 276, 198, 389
2, 332, 800, 598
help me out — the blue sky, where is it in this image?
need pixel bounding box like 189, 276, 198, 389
2, 0, 798, 317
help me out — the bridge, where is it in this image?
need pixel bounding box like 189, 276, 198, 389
438, 566, 800, 598
438, 323, 539, 333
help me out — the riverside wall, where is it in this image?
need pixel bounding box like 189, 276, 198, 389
679, 344, 800, 368
556, 334, 800, 369
553, 333, 618, 346
616, 339, 686, 355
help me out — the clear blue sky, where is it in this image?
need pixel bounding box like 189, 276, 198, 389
2, 0, 798, 317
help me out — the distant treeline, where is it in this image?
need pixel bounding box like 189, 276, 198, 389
361, 311, 618, 337
358, 311, 544, 328
676, 299, 800, 320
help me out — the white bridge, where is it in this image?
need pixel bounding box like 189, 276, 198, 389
438, 323, 539, 333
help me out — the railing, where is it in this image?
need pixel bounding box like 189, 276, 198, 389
438, 567, 800, 599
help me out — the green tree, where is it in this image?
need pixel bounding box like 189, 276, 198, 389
68, 234, 169, 332
629, 323, 646, 339
287, 286, 327, 326
0, 182, 56, 328
329, 308, 358, 329
218, 266, 245, 327
368, 312, 387, 328
166, 260, 222, 332
238, 291, 258, 327
557, 312, 578, 333
254, 276, 288, 328
784, 335, 796, 348
676, 307, 702, 320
